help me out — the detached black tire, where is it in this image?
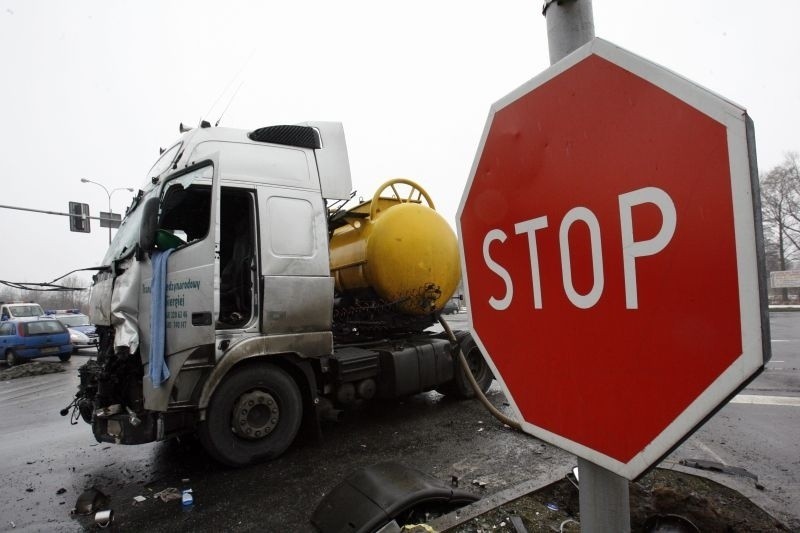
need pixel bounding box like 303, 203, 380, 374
199, 363, 302, 467
438, 332, 493, 399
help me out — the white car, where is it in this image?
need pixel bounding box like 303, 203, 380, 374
51, 313, 99, 350
67, 328, 91, 353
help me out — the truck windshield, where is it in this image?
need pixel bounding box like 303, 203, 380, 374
102, 188, 158, 264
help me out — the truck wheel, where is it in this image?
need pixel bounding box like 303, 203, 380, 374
59, 353, 72, 362
199, 363, 302, 467
5, 350, 18, 367
438, 333, 493, 399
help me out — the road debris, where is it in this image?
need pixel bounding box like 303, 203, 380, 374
154, 487, 181, 503
94, 509, 114, 528
509, 516, 528, 533
442, 468, 789, 532
679, 458, 760, 483
181, 488, 194, 507
73, 487, 109, 515
133, 495, 146, 503
56, 488, 66, 495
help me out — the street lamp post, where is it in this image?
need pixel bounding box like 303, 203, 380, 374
80, 178, 134, 244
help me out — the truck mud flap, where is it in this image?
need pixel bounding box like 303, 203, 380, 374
311, 461, 478, 533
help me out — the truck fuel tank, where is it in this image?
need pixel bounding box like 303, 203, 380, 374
329, 179, 460, 316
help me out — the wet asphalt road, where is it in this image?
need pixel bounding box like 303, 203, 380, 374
668, 311, 800, 530
0, 312, 798, 532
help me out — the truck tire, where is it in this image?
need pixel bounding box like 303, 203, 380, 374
437, 333, 493, 399
59, 353, 72, 362
199, 363, 302, 467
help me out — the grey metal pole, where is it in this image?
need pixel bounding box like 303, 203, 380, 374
106, 196, 112, 245
577, 457, 631, 532
543, 0, 595, 64
542, 2, 630, 531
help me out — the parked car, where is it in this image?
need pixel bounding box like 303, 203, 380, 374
50, 312, 99, 351
0, 302, 45, 321
67, 328, 92, 353
0, 318, 72, 366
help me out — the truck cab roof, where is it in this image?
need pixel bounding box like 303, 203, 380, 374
144, 122, 352, 201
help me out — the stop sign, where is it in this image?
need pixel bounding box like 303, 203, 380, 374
458, 38, 769, 479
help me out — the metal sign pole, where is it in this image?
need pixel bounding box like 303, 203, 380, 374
544, 0, 596, 64
577, 457, 631, 532
542, 2, 631, 531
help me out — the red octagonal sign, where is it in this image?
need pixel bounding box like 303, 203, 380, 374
458, 38, 769, 479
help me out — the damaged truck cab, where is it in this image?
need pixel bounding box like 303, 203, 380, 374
71, 122, 491, 466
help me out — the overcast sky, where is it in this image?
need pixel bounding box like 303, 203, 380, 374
1, 0, 798, 288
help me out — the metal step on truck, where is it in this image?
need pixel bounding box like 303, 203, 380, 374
65, 121, 492, 466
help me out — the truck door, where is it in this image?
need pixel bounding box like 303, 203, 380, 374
139, 160, 220, 400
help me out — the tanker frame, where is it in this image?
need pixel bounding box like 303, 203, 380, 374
66, 121, 493, 466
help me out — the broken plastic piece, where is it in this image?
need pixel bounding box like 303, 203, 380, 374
311, 462, 478, 533
181, 489, 193, 507
94, 509, 114, 528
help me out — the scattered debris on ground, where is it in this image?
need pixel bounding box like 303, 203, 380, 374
154, 487, 181, 503
441, 468, 790, 532
72, 487, 109, 516
0, 361, 66, 380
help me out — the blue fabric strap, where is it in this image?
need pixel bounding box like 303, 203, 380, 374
149, 248, 174, 387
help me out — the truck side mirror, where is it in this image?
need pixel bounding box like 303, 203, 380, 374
138, 197, 160, 252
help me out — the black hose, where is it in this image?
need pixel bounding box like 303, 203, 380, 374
438, 315, 522, 431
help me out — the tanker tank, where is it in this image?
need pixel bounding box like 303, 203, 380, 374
329, 179, 460, 336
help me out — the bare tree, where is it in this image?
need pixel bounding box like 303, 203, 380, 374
760, 152, 800, 302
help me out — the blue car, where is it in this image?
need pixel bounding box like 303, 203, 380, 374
0, 318, 73, 366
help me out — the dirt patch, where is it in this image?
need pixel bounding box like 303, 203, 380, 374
0, 361, 67, 380
439, 468, 790, 532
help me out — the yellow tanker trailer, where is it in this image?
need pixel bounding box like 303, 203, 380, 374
329, 178, 460, 339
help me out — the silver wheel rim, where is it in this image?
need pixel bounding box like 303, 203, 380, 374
231, 390, 280, 440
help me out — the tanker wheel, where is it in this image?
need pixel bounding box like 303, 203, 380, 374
369, 178, 435, 219
437, 333, 493, 399
199, 363, 302, 467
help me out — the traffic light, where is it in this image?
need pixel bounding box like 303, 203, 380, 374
69, 202, 90, 233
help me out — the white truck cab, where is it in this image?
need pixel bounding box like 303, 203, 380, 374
69, 122, 491, 466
